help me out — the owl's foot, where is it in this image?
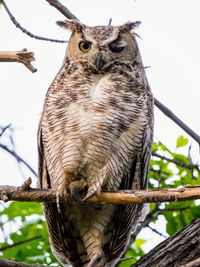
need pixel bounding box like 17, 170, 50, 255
82, 180, 102, 201
86, 252, 105, 267
68, 180, 88, 201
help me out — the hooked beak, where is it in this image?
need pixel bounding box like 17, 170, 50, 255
96, 54, 105, 71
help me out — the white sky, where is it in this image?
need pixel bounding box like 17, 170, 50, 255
0, 0, 200, 251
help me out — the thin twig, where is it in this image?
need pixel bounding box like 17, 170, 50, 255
1, 179, 200, 204
147, 225, 167, 238
46, 0, 78, 19
0, 235, 42, 252
129, 205, 160, 246
0, 144, 37, 177
154, 97, 200, 147
2, 0, 67, 43
0, 124, 12, 138
152, 152, 200, 171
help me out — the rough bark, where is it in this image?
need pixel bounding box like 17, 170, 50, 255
132, 218, 200, 267
1, 178, 200, 204
0, 259, 57, 267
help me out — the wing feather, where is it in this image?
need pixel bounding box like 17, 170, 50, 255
106, 93, 154, 263
37, 128, 83, 267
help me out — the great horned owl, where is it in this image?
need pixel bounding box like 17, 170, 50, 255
38, 19, 154, 267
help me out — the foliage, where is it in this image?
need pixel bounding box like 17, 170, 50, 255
0, 136, 200, 266
0, 202, 59, 265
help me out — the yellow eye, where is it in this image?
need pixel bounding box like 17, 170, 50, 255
79, 41, 91, 52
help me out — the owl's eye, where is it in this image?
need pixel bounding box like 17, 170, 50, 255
79, 41, 91, 52
109, 40, 126, 53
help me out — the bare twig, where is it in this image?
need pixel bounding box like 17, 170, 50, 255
46, 0, 78, 19
0, 49, 36, 73
2, 0, 67, 43
147, 225, 167, 238
0, 235, 42, 252
154, 97, 200, 146
1, 179, 200, 204
129, 203, 160, 246
0, 144, 37, 177
152, 152, 200, 172
0, 124, 12, 138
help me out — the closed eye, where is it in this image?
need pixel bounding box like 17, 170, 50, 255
109, 39, 126, 53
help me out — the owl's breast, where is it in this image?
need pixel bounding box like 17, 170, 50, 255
45, 72, 146, 145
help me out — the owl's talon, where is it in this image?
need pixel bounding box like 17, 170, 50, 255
81, 191, 95, 201
82, 181, 102, 201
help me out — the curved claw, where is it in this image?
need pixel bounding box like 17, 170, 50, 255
82, 181, 102, 201
82, 190, 96, 201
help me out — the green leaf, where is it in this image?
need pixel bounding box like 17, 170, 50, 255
173, 153, 189, 164
1, 202, 43, 221
152, 142, 159, 153
176, 136, 188, 148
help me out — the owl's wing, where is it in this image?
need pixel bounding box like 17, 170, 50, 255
37, 128, 83, 266
107, 92, 154, 262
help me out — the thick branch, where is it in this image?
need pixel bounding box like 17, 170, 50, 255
133, 218, 200, 267
0, 49, 36, 73
1, 180, 200, 204
154, 97, 200, 146
0, 259, 57, 267
180, 258, 200, 267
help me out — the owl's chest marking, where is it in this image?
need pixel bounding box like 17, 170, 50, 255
44, 71, 146, 193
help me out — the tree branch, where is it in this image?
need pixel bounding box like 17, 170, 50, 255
0, 144, 37, 177
45, 0, 78, 19
0, 259, 57, 267
152, 152, 200, 171
1, 179, 200, 204
2, 0, 67, 43
0, 49, 36, 73
132, 218, 200, 267
0, 235, 42, 252
180, 258, 200, 267
154, 97, 200, 146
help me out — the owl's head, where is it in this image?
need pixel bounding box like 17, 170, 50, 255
57, 19, 141, 72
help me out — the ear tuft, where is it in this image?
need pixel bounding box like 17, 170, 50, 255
119, 21, 141, 33
56, 19, 85, 33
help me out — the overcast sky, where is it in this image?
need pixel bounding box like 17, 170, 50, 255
0, 0, 200, 251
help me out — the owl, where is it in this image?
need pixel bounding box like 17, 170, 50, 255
38, 19, 154, 267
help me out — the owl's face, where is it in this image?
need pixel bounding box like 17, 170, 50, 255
57, 20, 140, 72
